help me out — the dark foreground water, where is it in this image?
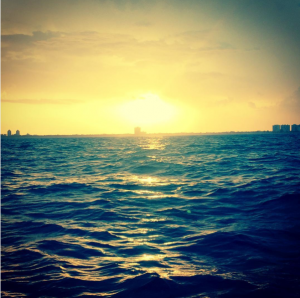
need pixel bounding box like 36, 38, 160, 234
2, 134, 300, 298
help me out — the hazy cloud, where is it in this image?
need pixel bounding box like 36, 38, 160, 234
2, 29, 237, 67
2, 31, 62, 44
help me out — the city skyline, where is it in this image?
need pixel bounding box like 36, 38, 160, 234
2, 0, 300, 135
3, 123, 300, 137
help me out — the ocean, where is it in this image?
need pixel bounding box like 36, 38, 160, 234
1, 134, 300, 298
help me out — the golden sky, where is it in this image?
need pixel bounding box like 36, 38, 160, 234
2, 0, 300, 134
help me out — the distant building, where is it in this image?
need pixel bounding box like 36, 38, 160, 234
272, 125, 280, 132
7, 130, 11, 136
134, 127, 146, 136
272, 124, 300, 132
16, 130, 20, 136
134, 127, 141, 135
292, 124, 300, 132
280, 125, 290, 132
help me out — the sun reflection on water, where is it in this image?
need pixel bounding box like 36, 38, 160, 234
138, 176, 159, 184
137, 137, 167, 151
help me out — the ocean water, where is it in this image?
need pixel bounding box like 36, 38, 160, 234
1, 134, 300, 298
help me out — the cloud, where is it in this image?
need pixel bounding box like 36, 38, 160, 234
172, 30, 211, 41
1, 31, 64, 61
2, 29, 236, 69
165, 30, 236, 52
2, 31, 62, 45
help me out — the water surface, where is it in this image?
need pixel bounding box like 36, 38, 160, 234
2, 134, 300, 297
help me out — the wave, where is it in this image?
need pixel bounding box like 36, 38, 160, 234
2, 134, 300, 297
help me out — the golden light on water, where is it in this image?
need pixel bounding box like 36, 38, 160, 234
117, 93, 178, 127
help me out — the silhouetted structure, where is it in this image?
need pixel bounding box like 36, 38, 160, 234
16, 130, 20, 136
292, 124, 300, 132
280, 125, 290, 132
134, 127, 141, 135
272, 125, 280, 132
7, 130, 11, 136
272, 124, 300, 133
134, 127, 146, 136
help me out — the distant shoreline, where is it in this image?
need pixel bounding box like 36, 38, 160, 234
2, 131, 299, 138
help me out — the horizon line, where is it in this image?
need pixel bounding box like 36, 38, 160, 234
3, 130, 297, 138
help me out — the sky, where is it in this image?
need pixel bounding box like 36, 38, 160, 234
2, 0, 300, 135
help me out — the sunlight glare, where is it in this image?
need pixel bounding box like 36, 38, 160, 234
117, 93, 177, 126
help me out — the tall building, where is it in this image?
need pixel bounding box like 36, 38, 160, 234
272, 125, 280, 132
16, 130, 20, 136
134, 127, 141, 135
7, 130, 11, 136
292, 124, 300, 132
280, 125, 290, 132
134, 127, 146, 136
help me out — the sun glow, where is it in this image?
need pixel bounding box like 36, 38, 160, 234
117, 93, 178, 127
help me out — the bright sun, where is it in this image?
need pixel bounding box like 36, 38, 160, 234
117, 93, 177, 126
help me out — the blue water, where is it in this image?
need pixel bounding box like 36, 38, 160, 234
2, 134, 300, 298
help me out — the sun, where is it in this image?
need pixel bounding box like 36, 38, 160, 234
117, 93, 177, 126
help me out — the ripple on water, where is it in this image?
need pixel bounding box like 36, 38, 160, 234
2, 134, 300, 297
